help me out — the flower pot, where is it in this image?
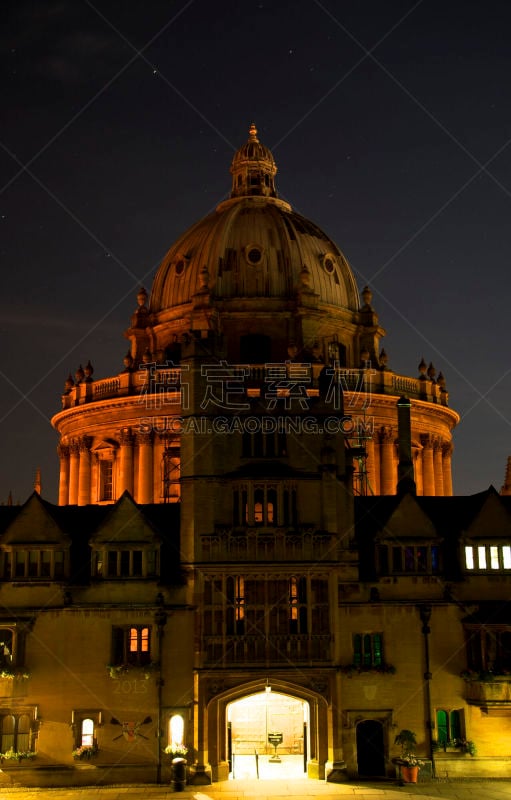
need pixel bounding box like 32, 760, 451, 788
401, 765, 419, 783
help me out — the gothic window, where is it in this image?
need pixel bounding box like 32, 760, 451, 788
289, 576, 307, 634
242, 431, 287, 458
111, 625, 151, 667
353, 633, 383, 668
232, 483, 296, 527
93, 548, 158, 578
464, 544, 511, 571
436, 709, 462, 745
377, 543, 440, 575
0, 711, 34, 753
226, 576, 245, 635
3, 549, 67, 581
202, 573, 330, 663
465, 626, 511, 673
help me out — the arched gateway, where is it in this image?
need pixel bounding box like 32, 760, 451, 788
202, 679, 329, 782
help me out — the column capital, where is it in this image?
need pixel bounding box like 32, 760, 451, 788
69, 440, 81, 457
420, 433, 433, 449
119, 428, 134, 446
57, 443, 69, 459
136, 430, 153, 446
79, 436, 93, 453
379, 426, 395, 444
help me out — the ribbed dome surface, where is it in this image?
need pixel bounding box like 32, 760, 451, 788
149, 197, 360, 312
149, 126, 360, 315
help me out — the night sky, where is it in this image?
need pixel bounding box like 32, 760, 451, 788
2, 0, 511, 503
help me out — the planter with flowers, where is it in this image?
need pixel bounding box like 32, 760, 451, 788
164, 743, 188, 760
393, 729, 425, 783
73, 743, 99, 760
0, 749, 35, 763
106, 662, 159, 680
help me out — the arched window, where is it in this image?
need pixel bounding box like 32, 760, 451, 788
0, 715, 15, 752
0, 712, 33, 754
81, 718, 94, 748
169, 714, 184, 748
436, 709, 463, 745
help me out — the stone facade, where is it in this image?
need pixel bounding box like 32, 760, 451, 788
1, 128, 510, 787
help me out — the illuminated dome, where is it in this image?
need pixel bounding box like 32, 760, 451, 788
146, 125, 364, 365
52, 125, 459, 507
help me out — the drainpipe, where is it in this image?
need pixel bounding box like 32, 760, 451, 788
155, 602, 168, 784
418, 604, 435, 778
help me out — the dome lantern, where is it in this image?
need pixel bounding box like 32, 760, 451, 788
230, 123, 278, 199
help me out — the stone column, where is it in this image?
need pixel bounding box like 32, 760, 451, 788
371, 435, 381, 494
68, 441, 80, 505
118, 429, 134, 497
137, 430, 153, 503
365, 437, 377, 496
379, 427, 396, 495
414, 447, 423, 496
442, 442, 453, 496
78, 436, 93, 506
433, 438, 444, 497
154, 434, 167, 502
421, 435, 435, 496
57, 444, 70, 506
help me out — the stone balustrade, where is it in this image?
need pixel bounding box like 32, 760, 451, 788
61, 364, 450, 409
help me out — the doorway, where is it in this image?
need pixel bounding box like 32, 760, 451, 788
227, 691, 309, 780
356, 719, 385, 777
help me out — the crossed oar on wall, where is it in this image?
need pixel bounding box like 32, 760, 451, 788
111, 716, 152, 741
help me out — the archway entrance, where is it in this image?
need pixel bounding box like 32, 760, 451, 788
227, 691, 309, 780
356, 719, 385, 777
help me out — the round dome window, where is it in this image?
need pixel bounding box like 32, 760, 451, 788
323, 255, 336, 274
246, 246, 263, 265
175, 259, 185, 276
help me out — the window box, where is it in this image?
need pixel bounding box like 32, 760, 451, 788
73, 743, 99, 760
338, 662, 396, 677
0, 749, 35, 763
106, 662, 159, 680
0, 669, 30, 680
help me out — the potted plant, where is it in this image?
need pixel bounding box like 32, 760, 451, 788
394, 729, 424, 783
164, 743, 188, 760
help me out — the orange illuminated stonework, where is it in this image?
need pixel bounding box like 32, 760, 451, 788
52, 127, 458, 505
6, 128, 511, 789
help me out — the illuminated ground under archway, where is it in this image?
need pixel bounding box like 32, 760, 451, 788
227, 690, 309, 780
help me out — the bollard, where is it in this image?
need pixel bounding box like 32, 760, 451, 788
171, 756, 187, 791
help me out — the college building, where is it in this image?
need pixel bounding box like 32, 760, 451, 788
0, 126, 510, 786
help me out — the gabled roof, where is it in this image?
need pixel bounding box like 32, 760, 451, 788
2, 492, 71, 546
374, 493, 439, 542
90, 492, 162, 545
462, 486, 511, 540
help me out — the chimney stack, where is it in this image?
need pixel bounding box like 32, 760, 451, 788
501, 457, 511, 495
34, 467, 42, 495
396, 396, 416, 496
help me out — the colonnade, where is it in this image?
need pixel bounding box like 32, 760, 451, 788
57, 431, 180, 505
362, 430, 453, 496
57, 427, 453, 505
